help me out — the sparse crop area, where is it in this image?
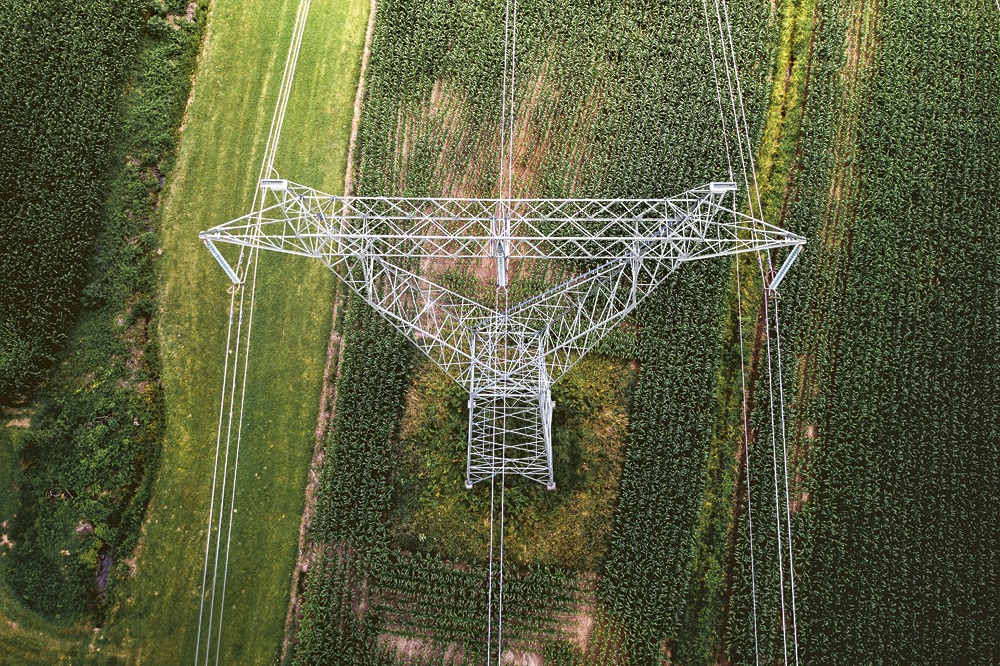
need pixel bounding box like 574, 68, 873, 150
389, 355, 631, 571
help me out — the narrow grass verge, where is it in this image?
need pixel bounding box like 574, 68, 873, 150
103, 1, 370, 664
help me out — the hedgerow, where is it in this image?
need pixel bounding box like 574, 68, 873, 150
1, 0, 208, 621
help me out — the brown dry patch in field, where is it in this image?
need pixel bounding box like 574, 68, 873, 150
502, 649, 544, 666
389, 55, 605, 303
377, 635, 432, 662
571, 610, 595, 649
376, 634, 467, 664
3, 405, 33, 428
322, 541, 374, 620
556, 603, 596, 654
431, 55, 565, 202
552, 573, 598, 654
823, 0, 880, 238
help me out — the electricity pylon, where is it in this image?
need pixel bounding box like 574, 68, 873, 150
200, 179, 805, 490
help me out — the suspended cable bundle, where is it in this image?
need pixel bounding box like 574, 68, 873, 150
701, 0, 801, 663
194, 3, 313, 665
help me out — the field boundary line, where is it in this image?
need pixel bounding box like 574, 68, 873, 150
279, 0, 377, 659
344, 0, 377, 197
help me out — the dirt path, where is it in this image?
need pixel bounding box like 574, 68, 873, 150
714, 0, 823, 659
278, 1, 377, 661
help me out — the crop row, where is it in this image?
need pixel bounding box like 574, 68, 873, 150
729, 1, 1000, 663
298, 0, 780, 662
0, 0, 148, 397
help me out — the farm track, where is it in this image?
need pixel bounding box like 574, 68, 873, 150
718, 0, 882, 659
680, 0, 823, 660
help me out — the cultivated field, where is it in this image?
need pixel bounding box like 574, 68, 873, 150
3, 0, 997, 664
290, 0, 778, 663
288, 0, 1000, 665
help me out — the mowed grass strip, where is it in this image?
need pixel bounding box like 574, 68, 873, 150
99, 1, 369, 664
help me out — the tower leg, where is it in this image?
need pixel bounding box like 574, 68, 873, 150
465, 387, 555, 489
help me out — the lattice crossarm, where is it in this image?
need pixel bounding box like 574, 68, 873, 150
515, 201, 803, 382
198, 200, 328, 262
340, 257, 494, 382
202, 181, 804, 266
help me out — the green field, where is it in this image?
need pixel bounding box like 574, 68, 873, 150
291, 0, 778, 663
289, 0, 1000, 664
3, 0, 998, 663
0, 0, 370, 663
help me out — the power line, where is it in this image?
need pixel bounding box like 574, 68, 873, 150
195, 2, 312, 663
196, 1, 806, 663
194, 287, 238, 666
704, 0, 802, 661
201, 275, 249, 666
773, 296, 800, 666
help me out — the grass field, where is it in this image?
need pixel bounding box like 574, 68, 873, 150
0, 0, 369, 663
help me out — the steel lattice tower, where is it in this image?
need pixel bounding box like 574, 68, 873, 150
201, 179, 805, 489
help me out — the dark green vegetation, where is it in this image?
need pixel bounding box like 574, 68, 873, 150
0, 0, 143, 399
730, 0, 1000, 664
292, 0, 778, 663
0, 0, 206, 623
296, 0, 1000, 664
670, 0, 816, 661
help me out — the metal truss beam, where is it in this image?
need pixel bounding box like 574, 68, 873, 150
201, 178, 805, 489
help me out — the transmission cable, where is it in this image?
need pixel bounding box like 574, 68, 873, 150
195, 2, 312, 664
772, 295, 800, 665
194, 281, 238, 666
705, 0, 804, 662
703, 3, 763, 659
717, 0, 801, 658
488, 0, 517, 662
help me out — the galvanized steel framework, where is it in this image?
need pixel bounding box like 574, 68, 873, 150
200, 179, 805, 489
